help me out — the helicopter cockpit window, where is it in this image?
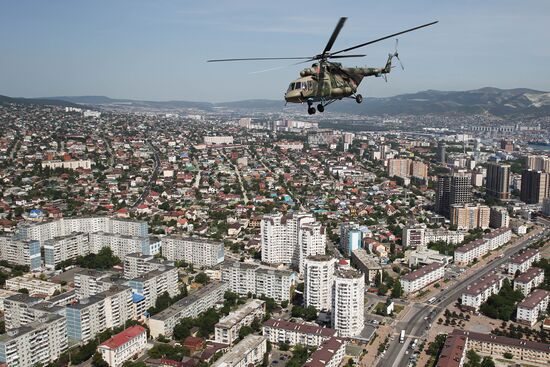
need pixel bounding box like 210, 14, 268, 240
287, 83, 295, 92
294, 82, 301, 90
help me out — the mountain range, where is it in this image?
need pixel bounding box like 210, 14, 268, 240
2, 87, 550, 117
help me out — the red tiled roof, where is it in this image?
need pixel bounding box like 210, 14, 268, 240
99, 325, 146, 350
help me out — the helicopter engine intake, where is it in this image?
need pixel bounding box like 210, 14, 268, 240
300, 68, 318, 77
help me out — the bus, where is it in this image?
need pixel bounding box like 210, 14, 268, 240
400, 330, 406, 343
427, 297, 437, 304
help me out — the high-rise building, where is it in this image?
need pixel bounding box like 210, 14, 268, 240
435, 171, 473, 218
450, 204, 490, 230
437, 141, 446, 163
485, 163, 510, 200
261, 213, 325, 269
161, 236, 225, 267
0, 238, 41, 271
526, 155, 550, 172
304, 255, 336, 312
489, 207, 510, 229
331, 268, 364, 337
500, 139, 514, 152
520, 169, 550, 204
387, 158, 411, 178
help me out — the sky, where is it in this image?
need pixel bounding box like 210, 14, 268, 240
1, 0, 549, 102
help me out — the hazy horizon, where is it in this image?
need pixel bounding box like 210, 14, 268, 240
1, 0, 549, 102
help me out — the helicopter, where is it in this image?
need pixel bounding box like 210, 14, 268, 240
208, 17, 437, 115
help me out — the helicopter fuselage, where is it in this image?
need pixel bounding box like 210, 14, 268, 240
284, 61, 391, 104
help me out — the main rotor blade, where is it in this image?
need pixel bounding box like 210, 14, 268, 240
207, 57, 312, 62
328, 54, 366, 59
330, 21, 438, 56
322, 17, 347, 56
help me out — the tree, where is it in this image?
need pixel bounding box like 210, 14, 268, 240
391, 280, 403, 298
465, 350, 481, 367
195, 272, 209, 285
239, 325, 253, 339
480, 356, 496, 367
92, 353, 109, 367
503, 352, 513, 359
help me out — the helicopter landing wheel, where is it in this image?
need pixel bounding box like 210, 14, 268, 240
307, 107, 316, 115
355, 94, 363, 104
317, 104, 324, 113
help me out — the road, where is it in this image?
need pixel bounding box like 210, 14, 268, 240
380, 228, 549, 367
131, 141, 160, 208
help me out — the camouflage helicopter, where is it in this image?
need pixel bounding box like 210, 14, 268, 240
208, 17, 437, 115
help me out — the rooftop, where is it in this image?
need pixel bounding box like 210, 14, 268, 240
518, 289, 550, 310
436, 334, 467, 367
514, 267, 544, 284
510, 249, 539, 265
212, 335, 266, 366
463, 274, 503, 297
215, 299, 265, 329
401, 262, 444, 282
451, 329, 550, 354
263, 319, 338, 338
303, 337, 345, 367
99, 325, 146, 350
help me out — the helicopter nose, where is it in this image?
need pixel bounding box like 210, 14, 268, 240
285, 90, 301, 103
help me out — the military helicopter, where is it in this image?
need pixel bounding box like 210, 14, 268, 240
208, 17, 437, 115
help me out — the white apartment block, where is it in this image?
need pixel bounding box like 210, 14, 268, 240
298, 223, 326, 274
160, 236, 224, 267
204, 135, 234, 145
101, 286, 134, 331
212, 335, 266, 367
74, 270, 115, 299
509, 249, 541, 275
123, 252, 175, 279
5, 276, 62, 297
461, 274, 503, 311
260, 213, 316, 267
215, 299, 266, 345
41, 159, 92, 170
149, 281, 228, 338
516, 289, 550, 326
4, 294, 58, 330
402, 225, 464, 249
304, 255, 336, 312
97, 325, 147, 367
128, 267, 180, 310
222, 260, 297, 302
401, 263, 445, 295
304, 337, 346, 367
331, 268, 364, 338
89, 232, 160, 258
262, 319, 338, 347
0, 314, 67, 367
514, 267, 545, 296
44, 232, 89, 269
16, 217, 148, 243
454, 228, 512, 266
0, 237, 42, 271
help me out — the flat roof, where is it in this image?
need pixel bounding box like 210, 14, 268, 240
451, 329, 550, 354
215, 299, 265, 329
518, 289, 550, 310
514, 267, 544, 284
510, 249, 539, 265
263, 319, 337, 338
401, 262, 444, 282
463, 274, 503, 297
212, 335, 266, 366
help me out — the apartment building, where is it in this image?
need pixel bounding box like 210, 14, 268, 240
450, 204, 490, 230
331, 268, 364, 338
401, 263, 445, 295
298, 223, 326, 274
66, 296, 107, 343
461, 274, 503, 311
454, 228, 512, 266
260, 213, 317, 266
0, 237, 41, 271
214, 299, 266, 345
262, 319, 338, 347
490, 207, 510, 229
0, 314, 67, 367
435, 333, 467, 367
402, 225, 465, 249
514, 267, 545, 296
221, 260, 296, 302
97, 325, 147, 367
516, 289, 550, 326
123, 252, 175, 279
5, 276, 62, 297
508, 249, 541, 275
88, 232, 160, 258
303, 337, 346, 367
149, 281, 228, 338
451, 329, 550, 364
211, 335, 266, 367
74, 269, 116, 299
3, 294, 62, 330
128, 267, 179, 310
304, 255, 336, 312
350, 248, 383, 284
160, 236, 225, 267
44, 232, 89, 269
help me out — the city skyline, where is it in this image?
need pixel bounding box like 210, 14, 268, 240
1, 0, 549, 102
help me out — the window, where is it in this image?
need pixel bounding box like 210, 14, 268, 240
294, 82, 301, 90
287, 83, 295, 92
